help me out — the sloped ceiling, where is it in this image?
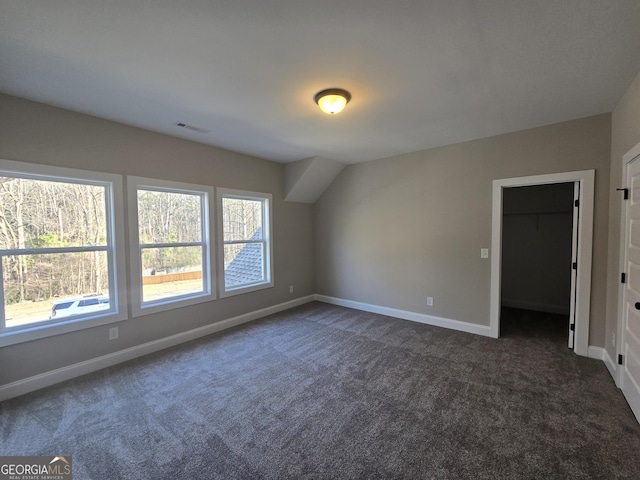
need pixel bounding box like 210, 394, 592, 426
1, 1, 640, 164
285, 157, 345, 203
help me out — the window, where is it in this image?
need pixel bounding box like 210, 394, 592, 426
217, 188, 273, 296
0, 159, 127, 346
128, 177, 214, 316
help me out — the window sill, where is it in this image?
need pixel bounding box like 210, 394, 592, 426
219, 281, 274, 298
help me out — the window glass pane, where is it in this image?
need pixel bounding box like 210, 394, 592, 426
3, 251, 110, 328
137, 189, 202, 244
224, 243, 264, 288
0, 177, 107, 249
141, 246, 204, 302
222, 198, 263, 242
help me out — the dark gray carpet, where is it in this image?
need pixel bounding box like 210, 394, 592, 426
2, 303, 639, 479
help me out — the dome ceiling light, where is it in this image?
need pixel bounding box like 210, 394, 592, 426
314, 88, 351, 115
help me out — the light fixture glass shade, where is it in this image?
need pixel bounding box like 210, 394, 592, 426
314, 88, 351, 115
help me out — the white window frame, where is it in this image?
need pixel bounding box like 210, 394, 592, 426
128, 177, 215, 317
217, 188, 273, 297
0, 159, 127, 347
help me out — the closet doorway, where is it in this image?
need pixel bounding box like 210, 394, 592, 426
490, 170, 595, 356
500, 183, 574, 345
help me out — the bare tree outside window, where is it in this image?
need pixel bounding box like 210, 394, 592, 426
221, 194, 270, 291
0, 177, 110, 327
137, 189, 206, 303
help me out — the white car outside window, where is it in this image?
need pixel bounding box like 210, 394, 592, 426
49, 295, 110, 320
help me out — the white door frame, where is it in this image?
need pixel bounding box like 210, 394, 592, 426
568, 181, 581, 349
490, 170, 595, 356
617, 141, 640, 386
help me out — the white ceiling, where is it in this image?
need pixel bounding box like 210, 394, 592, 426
2, 1, 640, 164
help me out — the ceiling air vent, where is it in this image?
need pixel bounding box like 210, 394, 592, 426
176, 122, 210, 134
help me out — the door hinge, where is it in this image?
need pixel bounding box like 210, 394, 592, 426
572, 262, 577, 270
570, 323, 575, 331
574, 199, 579, 207
617, 188, 630, 200
618, 354, 624, 365
622, 272, 627, 283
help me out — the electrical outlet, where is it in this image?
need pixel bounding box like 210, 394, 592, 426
612, 332, 616, 348
289, 285, 294, 293
109, 327, 119, 340
481, 248, 489, 259
427, 297, 434, 306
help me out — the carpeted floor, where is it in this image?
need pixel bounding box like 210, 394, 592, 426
1, 302, 639, 479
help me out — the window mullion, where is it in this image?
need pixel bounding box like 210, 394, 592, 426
0, 245, 109, 256
222, 239, 264, 246
140, 241, 203, 249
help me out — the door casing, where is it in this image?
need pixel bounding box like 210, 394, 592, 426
490, 170, 595, 356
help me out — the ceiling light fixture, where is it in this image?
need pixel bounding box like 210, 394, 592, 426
314, 88, 351, 115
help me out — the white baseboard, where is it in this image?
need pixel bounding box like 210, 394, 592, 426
588, 345, 604, 361
1, 294, 619, 403
317, 295, 622, 389
314, 294, 493, 337
0, 295, 315, 402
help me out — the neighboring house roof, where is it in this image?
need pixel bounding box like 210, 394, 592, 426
225, 227, 264, 287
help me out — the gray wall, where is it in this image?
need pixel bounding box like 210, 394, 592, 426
0, 88, 623, 389
0, 94, 315, 386
606, 69, 640, 360
501, 184, 574, 315
315, 114, 611, 346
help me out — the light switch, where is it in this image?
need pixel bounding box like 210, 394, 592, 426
481, 248, 489, 259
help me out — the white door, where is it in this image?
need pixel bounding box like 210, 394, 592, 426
621, 157, 640, 422
568, 182, 580, 349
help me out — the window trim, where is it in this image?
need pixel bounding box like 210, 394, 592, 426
217, 188, 273, 298
0, 159, 128, 347
127, 176, 215, 317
